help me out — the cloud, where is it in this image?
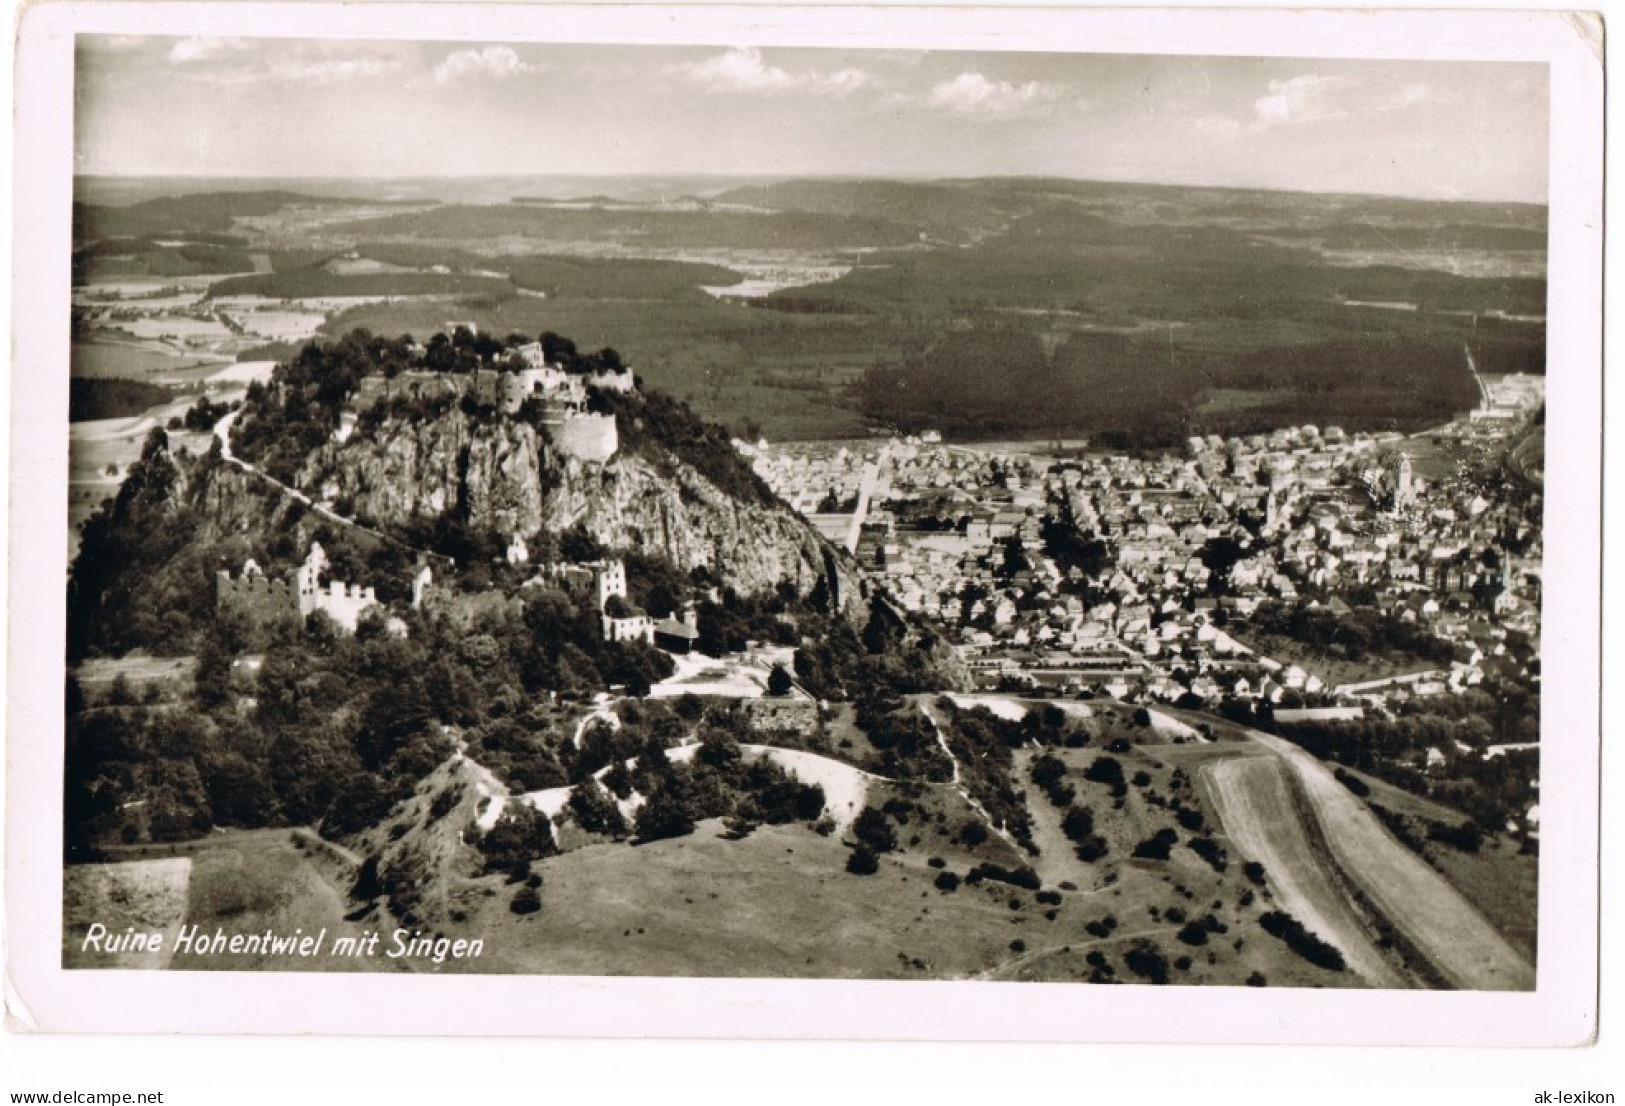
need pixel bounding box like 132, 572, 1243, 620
164, 43, 409, 87
83, 35, 152, 53
168, 37, 249, 64
1253, 74, 1349, 127
673, 47, 874, 97
1252, 74, 1435, 130
434, 46, 532, 85
924, 73, 1061, 118
274, 55, 404, 85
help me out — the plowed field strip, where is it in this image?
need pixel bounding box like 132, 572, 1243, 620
1203, 754, 1405, 989
1251, 730, 1535, 991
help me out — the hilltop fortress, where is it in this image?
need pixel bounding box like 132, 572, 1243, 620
350, 338, 631, 464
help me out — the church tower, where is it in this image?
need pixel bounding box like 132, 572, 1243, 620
1396, 453, 1415, 509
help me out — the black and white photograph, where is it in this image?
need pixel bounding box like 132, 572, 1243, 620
5, 3, 1604, 1048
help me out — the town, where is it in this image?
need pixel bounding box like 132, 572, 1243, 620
741, 373, 1543, 765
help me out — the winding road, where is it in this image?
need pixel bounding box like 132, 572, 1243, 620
213, 408, 446, 561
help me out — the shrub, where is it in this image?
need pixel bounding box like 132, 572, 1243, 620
853, 806, 899, 853
1075, 836, 1109, 862
428, 785, 461, 822
1334, 767, 1371, 797
352, 856, 383, 901
1175, 807, 1205, 832
1123, 942, 1170, 984
1246, 971, 1267, 987
509, 886, 541, 915
1258, 911, 1346, 972
1061, 807, 1095, 841
1131, 828, 1178, 860
1084, 756, 1128, 797
1009, 939, 1027, 953
1243, 861, 1267, 886
927, 856, 947, 869
959, 821, 990, 846
1030, 754, 1068, 789
1188, 837, 1228, 873
971, 862, 1042, 891
1177, 922, 1210, 946
846, 845, 880, 875
1427, 820, 1483, 853
934, 870, 960, 892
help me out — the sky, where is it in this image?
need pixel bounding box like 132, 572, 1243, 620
74, 37, 1551, 203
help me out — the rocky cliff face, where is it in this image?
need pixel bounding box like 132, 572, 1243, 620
290, 410, 867, 612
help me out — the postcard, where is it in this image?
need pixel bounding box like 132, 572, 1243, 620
5, 3, 1603, 1043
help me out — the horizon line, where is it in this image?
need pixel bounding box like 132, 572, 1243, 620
71, 170, 1549, 209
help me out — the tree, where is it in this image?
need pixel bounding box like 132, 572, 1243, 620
853, 806, 898, 853
846, 845, 880, 875
568, 779, 628, 837
510, 886, 542, 915
633, 785, 695, 843
477, 805, 556, 872
353, 856, 383, 901
766, 664, 794, 698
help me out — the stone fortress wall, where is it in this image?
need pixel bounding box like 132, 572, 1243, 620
215, 563, 300, 627
216, 544, 380, 635
345, 340, 634, 464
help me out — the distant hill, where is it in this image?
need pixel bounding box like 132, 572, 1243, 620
72, 192, 360, 239
325, 203, 924, 250
68, 377, 173, 422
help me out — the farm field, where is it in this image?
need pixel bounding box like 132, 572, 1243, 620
70, 177, 1546, 445
1247, 729, 1534, 990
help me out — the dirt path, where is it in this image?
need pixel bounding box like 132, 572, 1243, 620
972, 924, 1183, 982
290, 827, 363, 868
1203, 754, 1407, 989
1250, 730, 1535, 991
213, 408, 442, 562
917, 700, 1023, 854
